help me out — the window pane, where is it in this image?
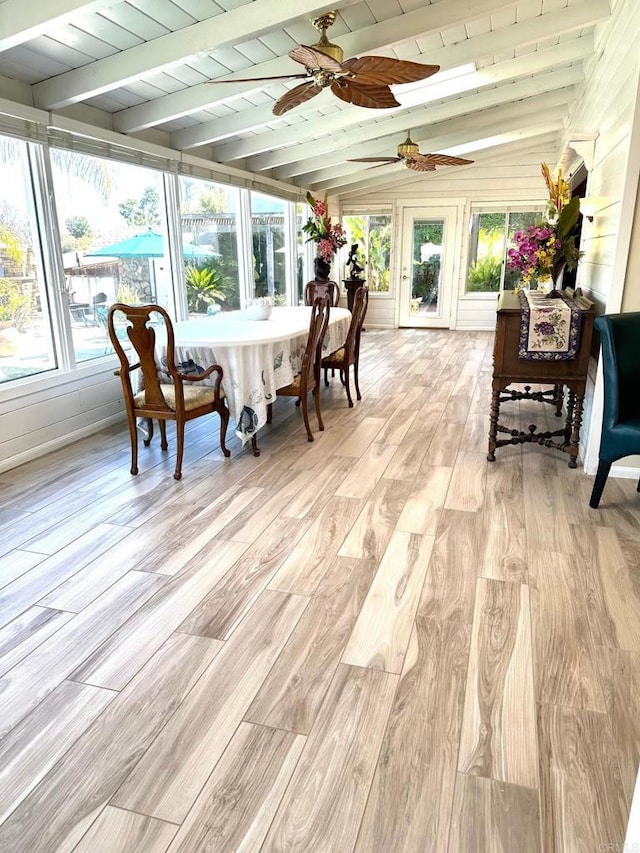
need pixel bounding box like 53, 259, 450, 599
179, 178, 241, 315
51, 150, 170, 362
342, 214, 392, 292
466, 212, 506, 292
411, 219, 443, 313
296, 202, 307, 304
504, 211, 539, 290
0, 137, 57, 385
250, 192, 286, 304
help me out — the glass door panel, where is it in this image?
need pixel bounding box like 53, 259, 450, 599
399, 207, 458, 328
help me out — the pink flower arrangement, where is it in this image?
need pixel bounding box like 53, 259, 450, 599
507, 163, 582, 287
302, 192, 347, 263
507, 224, 561, 285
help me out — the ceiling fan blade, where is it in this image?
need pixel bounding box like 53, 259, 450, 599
341, 56, 440, 86
272, 81, 323, 116
347, 156, 401, 163
412, 152, 474, 167
289, 45, 343, 73
406, 159, 437, 172
330, 81, 400, 109
208, 74, 309, 84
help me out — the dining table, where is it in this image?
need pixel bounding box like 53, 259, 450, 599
155, 305, 352, 451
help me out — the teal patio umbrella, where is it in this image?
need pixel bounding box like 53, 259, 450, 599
86, 230, 219, 259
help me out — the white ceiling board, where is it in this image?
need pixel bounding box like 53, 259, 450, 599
25, 35, 96, 73
42, 24, 120, 60
367, 0, 405, 23
271, 85, 577, 182
0, 0, 619, 197
0, 0, 118, 52
172, 0, 226, 20
213, 40, 590, 165
245, 69, 580, 177
100, 5, 171, 40
289, 95, 570, 185
1, 45, 72, 78
518, 1, 545, 21
114, 0, 606, 138
127, 0, 198, 30
312, 115, 566, 193
32, 0, 363, 109
65, 12, 145, 50
233, 38, 279, 65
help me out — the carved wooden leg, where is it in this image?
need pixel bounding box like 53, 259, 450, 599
487, 384, 501, 461
553, 383, 564, 417
173, 419, 185, 480
567, 392, 584, 468
219, 403, 231, 458
251, 434, 260, 457
144, 417, 154, 446
564, 390, 575, 441
158, 419, 168, 451
127, 417, 138, 476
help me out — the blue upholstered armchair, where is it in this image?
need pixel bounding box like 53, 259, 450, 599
589, 312, 640, 508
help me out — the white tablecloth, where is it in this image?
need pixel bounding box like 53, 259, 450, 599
156, 306, 351, 443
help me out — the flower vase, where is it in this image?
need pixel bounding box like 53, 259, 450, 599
314, 256, 331, 281
546, 259, 567, 299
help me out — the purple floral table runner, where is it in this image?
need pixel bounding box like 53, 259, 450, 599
518, 289, 581, 360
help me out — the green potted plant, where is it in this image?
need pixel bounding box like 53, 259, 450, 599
185, 263, 226, 314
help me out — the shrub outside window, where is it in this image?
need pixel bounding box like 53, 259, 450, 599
466, 210, 539, 293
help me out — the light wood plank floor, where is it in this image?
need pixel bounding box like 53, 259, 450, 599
1, 327, 639, 852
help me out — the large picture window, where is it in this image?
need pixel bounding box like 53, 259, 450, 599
342, 213, 392, 292
179, 177, 241, 315
466, 210, 540, 293
0, 138, 57, 384
250, 192, 287, 304
51, 150, 171, 361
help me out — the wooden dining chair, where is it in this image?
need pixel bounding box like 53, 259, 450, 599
322, 285, 369, 407
304, 279, 340, 307
108, 302, 230, 480
262, 295, 330, 444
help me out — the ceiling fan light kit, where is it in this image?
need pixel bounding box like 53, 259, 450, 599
208, 9, 440, 115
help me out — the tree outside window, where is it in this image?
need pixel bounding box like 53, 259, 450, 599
342, 214, 392, 292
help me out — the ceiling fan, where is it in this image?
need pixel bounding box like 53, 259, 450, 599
208, 11, 440, 116
349, 132, 474, 172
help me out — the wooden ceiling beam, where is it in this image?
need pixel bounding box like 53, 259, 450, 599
167, 0, 606, 151
31, 0, 359, 109
119, 0, 528, 135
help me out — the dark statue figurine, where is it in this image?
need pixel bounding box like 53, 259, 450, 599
346, 243, 365, 279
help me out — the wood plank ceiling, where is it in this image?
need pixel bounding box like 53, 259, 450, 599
0, 0, 611, 198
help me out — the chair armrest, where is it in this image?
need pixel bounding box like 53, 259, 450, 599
177, 364, 224, 396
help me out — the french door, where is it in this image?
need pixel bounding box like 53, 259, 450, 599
398, 206, 459, 328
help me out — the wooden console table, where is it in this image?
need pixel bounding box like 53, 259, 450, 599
488, 289, 595, 467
